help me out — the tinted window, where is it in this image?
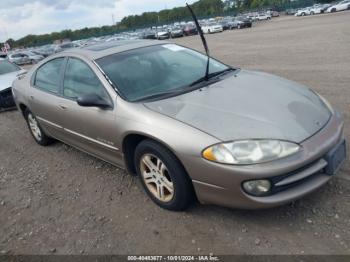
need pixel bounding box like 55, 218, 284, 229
0, 60, 20, 75
96, 44, 229, 102
63, 58, 108, 100
35, 58, 64, 93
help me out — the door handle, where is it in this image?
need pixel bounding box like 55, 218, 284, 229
30, 95, 34, 100
58, 104, 67, 110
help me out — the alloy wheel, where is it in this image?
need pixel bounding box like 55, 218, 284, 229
28, 113, 42, 141
140, 154, 174, 203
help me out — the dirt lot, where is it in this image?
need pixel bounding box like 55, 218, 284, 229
1, 12, 350, 255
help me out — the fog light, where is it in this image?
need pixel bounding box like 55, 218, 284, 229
243, 180, 271, 196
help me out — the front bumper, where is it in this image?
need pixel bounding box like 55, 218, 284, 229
182, 112, 346, 209
0, 87, 16, 111
211, 28, 223, 33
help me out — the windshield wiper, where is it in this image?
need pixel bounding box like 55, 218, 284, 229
134, 89, 184, 102
189, 68, 234, 87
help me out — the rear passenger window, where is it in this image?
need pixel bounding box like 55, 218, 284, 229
35, 58, 64, 93
63, 58, 108, 100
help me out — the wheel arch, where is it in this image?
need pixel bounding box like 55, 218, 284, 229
18, 103, 28, 117
121, 132, 188, 178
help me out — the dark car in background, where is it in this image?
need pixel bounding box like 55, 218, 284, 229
219, 20, 235, 30
0, 52, 7, 59
233, 16, 252, 29
286, 8, 297, 15
183, 24, 198, 36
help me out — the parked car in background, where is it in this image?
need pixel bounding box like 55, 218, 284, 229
256, 13, 271, 20
182, 24, 198, 36
286, 8, 297, 15
246, 15, 258, 21
8, 53, 31, 65
57, 42, 80, 52
219, 20, 234, 30
233, 16, 253, 29
142, 30, 157, 40
201, 23, 223, 34
267, 10, 280, 17
20, 51, 45, 64
0, 59, 26, 110
326, 0, 350, 12
295, 8, 312, 16
32, 46, 55, 58
170, 26, 184, 38
156, 29, 170, 40
12, 40, 346, 211
310, 4, 325, 14
0, 52, 7, 59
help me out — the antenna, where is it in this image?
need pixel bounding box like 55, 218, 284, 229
186, 3, 210, 80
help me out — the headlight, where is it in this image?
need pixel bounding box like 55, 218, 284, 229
202, 140, 300, 165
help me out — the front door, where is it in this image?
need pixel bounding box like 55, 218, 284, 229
57, 57, 123, 166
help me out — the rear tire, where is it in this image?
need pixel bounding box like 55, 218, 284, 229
24, 109, 54, 146
134, 139, 195, 211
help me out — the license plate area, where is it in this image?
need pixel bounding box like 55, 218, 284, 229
325, 140, 347, 175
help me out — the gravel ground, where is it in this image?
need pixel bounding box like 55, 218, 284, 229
0, 12, 350, 255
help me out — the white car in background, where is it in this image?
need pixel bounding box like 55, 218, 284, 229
0, 59, 26, 110
310, 4, 324, 14
295, 8, 312, 16
201, 23, 223, 34
20, 51, 44, 64
326, 0, 350, 12
256, 13, 271, 20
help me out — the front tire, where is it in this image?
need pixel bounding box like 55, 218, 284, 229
25, 109, 54, 146
134, 140, 194, 211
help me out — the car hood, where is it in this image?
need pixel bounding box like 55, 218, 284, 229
145, 70, 331, 143
0, 70, 26, 92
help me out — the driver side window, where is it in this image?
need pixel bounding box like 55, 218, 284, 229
63, 58, 109, 100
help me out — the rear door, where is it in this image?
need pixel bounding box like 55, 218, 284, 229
57, 57, 123, 166
28, 57, 67, 140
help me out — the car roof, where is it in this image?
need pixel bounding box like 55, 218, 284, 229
60, 40, 167, 60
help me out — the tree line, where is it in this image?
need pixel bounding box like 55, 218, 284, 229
1, 0, 332, 48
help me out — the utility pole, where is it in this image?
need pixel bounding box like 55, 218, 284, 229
112, 14, 115, 25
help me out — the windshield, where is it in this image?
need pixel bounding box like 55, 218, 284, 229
0, 60, 20, 75
96, 44, 230, 102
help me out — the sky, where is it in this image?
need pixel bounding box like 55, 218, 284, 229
0, 0, 197, 42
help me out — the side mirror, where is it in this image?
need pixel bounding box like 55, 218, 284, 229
77, 94, 112, 109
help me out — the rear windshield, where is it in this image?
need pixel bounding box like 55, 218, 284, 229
0, 60, 20, 75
